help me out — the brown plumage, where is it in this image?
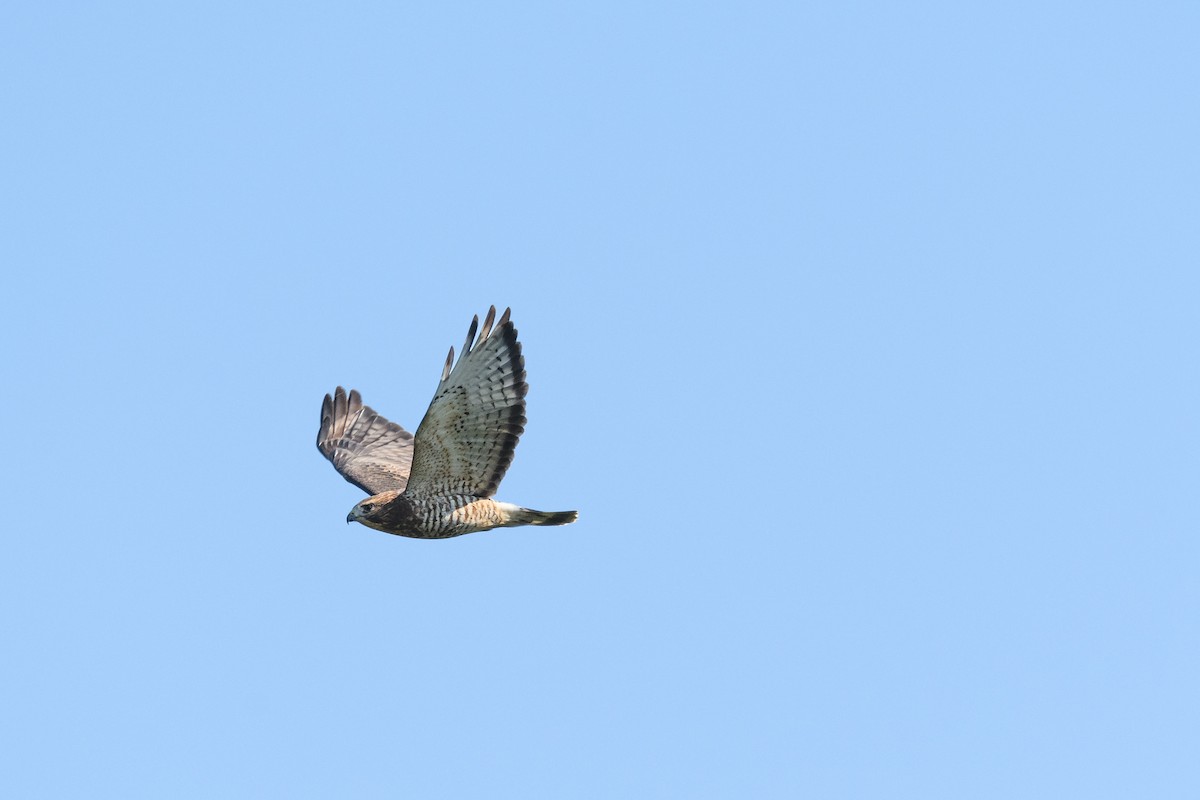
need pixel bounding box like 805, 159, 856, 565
316, 306, 577, 539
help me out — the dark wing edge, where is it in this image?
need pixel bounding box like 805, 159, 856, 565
316, 386, 415, 495
407, 306, 528, 497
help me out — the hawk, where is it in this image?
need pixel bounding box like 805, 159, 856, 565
317, 306, 577, 538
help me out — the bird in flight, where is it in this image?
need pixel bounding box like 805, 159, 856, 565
317, 306, 577, 538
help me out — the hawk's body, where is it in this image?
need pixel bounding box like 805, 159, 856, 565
317, 306, 577, 539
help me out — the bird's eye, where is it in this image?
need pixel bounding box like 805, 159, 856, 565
360, 503, 373, 513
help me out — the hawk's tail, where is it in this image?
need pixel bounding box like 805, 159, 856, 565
501, 505, 578, 527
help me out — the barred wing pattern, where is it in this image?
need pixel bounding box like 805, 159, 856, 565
317, 387, 415, 494
405, 306, 528, 498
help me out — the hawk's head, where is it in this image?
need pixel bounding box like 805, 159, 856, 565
346, 490, 407, 530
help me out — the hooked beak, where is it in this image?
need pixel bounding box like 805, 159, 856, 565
346, 510, 356, 524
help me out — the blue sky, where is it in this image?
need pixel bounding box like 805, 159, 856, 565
1, 2, 1197, 797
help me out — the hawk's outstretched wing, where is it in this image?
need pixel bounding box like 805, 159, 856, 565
405, 306, 528, 498
317, 386, 415, 495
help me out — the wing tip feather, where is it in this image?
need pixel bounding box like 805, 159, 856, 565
463, 314, 480, 358
478, 305, 497, 343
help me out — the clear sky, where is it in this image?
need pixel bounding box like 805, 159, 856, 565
1, 2, 1197, 798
